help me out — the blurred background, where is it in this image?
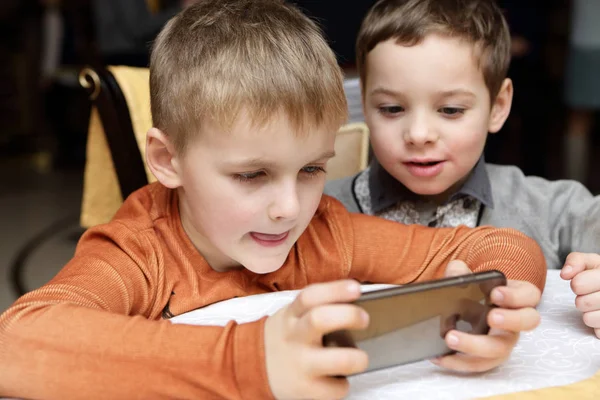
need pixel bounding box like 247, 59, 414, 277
0, 0, 592, 311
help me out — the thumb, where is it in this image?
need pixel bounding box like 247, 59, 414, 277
445, 260, 472, 278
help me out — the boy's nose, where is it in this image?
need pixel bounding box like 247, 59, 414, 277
403, 116, 438, 146
268, 183, 300, 222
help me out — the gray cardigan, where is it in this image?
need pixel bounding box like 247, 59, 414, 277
325, 163, 600, 269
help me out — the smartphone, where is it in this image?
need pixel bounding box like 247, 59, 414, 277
322, 270, 507, 374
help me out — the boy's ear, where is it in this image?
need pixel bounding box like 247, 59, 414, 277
145, 127, 183, 189
488, 78, 513, 134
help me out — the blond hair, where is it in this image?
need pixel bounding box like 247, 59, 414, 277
357, 0, 511, 99
150, 0, 347, 152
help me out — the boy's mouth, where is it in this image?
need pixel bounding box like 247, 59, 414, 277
250, 231, 290, 247
404, 160, 443, 166
403, 160, 445, 177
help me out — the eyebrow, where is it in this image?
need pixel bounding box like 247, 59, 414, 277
315, 150, 336, 161
228, 150, 336, 169
369, 87, 402, 97
435, 89, 476, 98
369, 87, 476, 99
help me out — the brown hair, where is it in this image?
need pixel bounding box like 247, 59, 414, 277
150, 0, 347, 152
356, 0, 511, 99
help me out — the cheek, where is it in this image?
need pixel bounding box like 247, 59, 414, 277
370, 130, 399, 164
196, 201, 258, 244
187, 177, 259, 230
445, 118, 488, 153
299, 180, 326, 216
212, 193, 261, 229
364, 109, 401, 160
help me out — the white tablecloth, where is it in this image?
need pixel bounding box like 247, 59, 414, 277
171, 271, 600, 399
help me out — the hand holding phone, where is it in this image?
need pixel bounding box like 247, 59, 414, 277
264, 280, 369, 400
322, 270, 507, 374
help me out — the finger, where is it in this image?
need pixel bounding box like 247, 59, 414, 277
488, 307, 540, 332
582, 310, 600, 329
562, 252, 600, 280
297, 304, 369, 345
595, 328, 600, 339
490, 280, 541, 309
445, 260, 472, 278
561, 257, 586, 280
571, 269, 600, 296
455, 298, 489, 331
444, 329, 519, 360
302, 347, 369, 377
575, 291, 600, 313
288, 280, 361, 318
431, 351, 503, 373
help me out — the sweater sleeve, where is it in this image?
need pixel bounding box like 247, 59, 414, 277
484, 164, 600, 269
0, 223, 273, 400
344, 212, 547, 291
543, 179, 600, 264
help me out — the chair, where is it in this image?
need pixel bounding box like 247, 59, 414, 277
78, 66, 155, 228
328, 122, 369, 180
78, 66, 369, 228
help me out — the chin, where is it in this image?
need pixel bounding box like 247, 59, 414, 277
403, 182, 450, 196
243, 256, 287, 275
411, 186, 447, 195
405, 182, 452, 197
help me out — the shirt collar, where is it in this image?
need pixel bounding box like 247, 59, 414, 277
367, 155, 494, 213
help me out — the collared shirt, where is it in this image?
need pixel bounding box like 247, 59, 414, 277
353, 157, 494, 228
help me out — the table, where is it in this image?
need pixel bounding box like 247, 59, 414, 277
171, 271, 600, 399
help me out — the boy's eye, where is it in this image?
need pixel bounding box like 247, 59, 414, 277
233, 170, 265, 182
301, 165, 326, 176
439, 107, 465, 116
233, 166, 325, 183
378, 105, 404, 116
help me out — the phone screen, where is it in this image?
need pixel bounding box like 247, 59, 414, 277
322, 270, 506, 374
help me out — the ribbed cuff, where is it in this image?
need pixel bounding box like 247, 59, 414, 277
234, 316, 274, 399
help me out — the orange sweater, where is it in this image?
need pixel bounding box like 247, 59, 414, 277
0, 183, 546, 400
